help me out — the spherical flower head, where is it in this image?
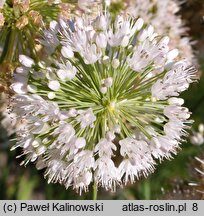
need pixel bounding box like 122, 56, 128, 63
10, 13, 197, 193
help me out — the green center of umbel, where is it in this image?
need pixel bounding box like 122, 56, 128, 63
30, 52, 167, 145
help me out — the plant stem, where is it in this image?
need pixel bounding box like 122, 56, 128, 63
92, 182, 98, 200
143, 180, 151, 200
0, 28, 16, 64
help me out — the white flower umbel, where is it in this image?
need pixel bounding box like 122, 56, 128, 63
10, 13, 197, 193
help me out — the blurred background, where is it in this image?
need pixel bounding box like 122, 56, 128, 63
0, 0, 204, 200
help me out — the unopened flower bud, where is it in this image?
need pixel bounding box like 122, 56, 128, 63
29, 10, 43, 26
100, 86, 107, 94
106, 131, 115, 141
48, 80, 60, 91
48, 92, 56, 99
32, 138, 42, 148
16, 15, 29, 30
75, 137, 86, 148
168, 97, 184, 105
36, 145, 47, 155
112, 59, 120, 69
28, 84, 37, 93
102, 56, 110, 64
113, 124, 121, 134
19, 55, 34, 68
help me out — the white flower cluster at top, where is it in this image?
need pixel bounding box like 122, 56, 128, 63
10, 11, 196, 193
